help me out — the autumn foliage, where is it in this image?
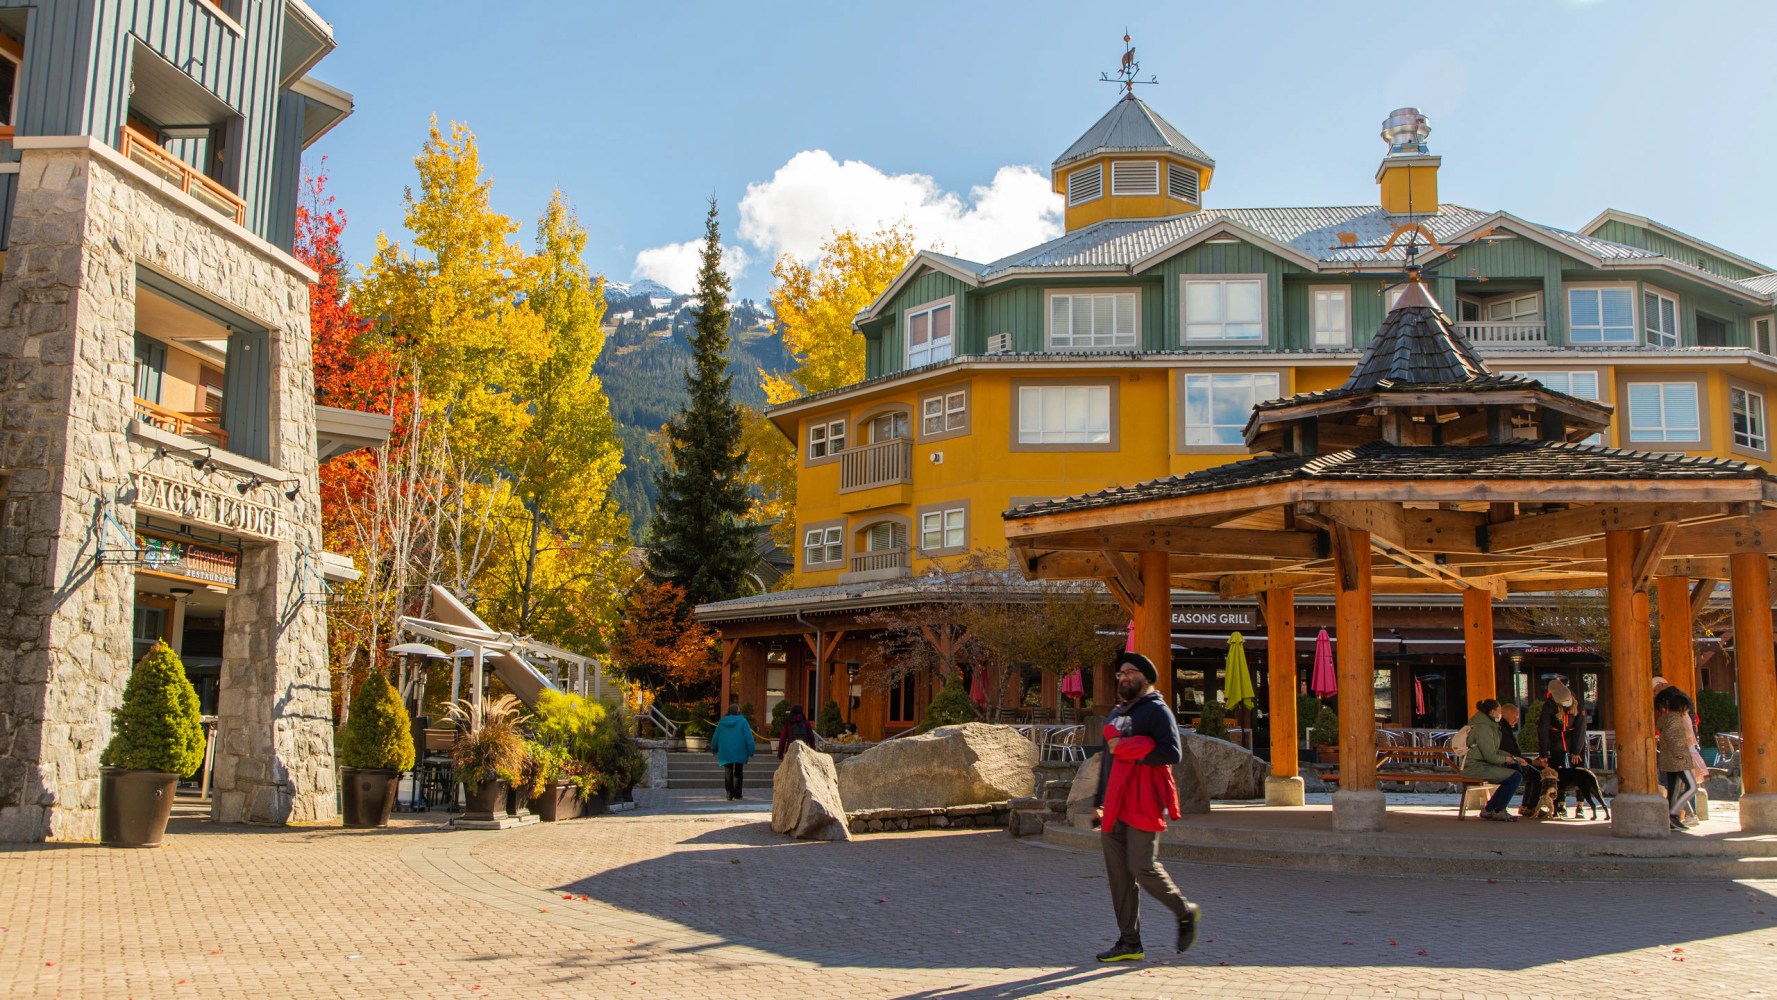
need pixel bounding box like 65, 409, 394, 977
612, 578, 717, 696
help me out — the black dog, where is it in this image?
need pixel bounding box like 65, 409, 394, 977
1554, 766, 1609, 820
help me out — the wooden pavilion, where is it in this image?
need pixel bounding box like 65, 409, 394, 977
1003, 275, 1777, 838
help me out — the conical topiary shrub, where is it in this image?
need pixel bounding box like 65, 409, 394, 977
338, 670, 416, 771
101, 640, 205, 775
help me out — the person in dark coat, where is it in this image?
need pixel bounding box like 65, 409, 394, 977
1537, 678, 1588, 767
1090, 651, 1201, 963
1497, 702, 1543, 817
777, 704, 816, 760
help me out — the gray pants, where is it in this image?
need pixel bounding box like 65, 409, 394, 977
1101, 820, 1190, 946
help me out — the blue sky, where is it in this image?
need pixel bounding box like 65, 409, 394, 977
309, 1, 1777, 299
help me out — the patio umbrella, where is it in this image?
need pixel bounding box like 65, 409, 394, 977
1414, 674, 1426, 717
1310, 628, 1337, 697
1222, 633, 1256, 710
969, 666, 987, 707
1060, 668, 1085, 700
1124, 619, 1136, 653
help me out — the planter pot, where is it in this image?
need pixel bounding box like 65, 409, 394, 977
100, 767, 179, 848
1313, 745, 1339, 767
505, 784, 533, 820
339, 767, 401, 828
529, 781, 582, 822
462, 779, 510, 823
582, 788, 612, 816
682, 736, 709, 752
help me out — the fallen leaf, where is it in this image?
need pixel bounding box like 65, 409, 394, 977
1486, 879, 1498, 884
1389, 940, 1398, 946
1416, 950, 1427, 956
540, 908, 548, 913
562, 894, 574, 900
209, 951, 220, 955
44, 962, 53, 967
1673, 947, 1685, 953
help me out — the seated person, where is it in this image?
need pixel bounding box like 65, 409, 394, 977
1461, 699, 1525, 822
1497, 702, 1544, 818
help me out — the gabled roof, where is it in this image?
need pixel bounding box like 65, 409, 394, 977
1580, 209, 1773, 276
1341, 284, 1487, 390
1053, 95, 1214, 171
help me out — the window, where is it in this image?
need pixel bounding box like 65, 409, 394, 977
1755, 317, 1774, 356
922, 390, 967, 437
1568, 287, 1636, 344
1310, 287, 1349, 348
862, 521, 904, 553
1625, 382, 1700, 443
133, 335, 166, 403
1384, 285, 1405, 312
1643, 288, 1679, 348
1499, 369, 1613, 444
1048, 290, 1138, 349
807, 419, 846, 460
1486, 293, 1541, 322
1168, 164, 1199, 204
198, 365, 225, 414
1182, 277, 1264, 342
919, 507, 966, 552
1067, 164, 1103, 206
0, 35, 20, 127
864, 410, 910, 443
888, 673, 917, 724
1732, 387, 1767, 452
803, 526, 843, 567
907, 300, 953, 367
1499, 370, 1603, 445
1110, 160, 1159, 196
1696, 314, 1730, 348
1017, 385, 1112, 445
1184, 373, 1280, 446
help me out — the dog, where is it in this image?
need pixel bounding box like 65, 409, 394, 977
1555, 765, 1609, 820
1531, 766, 1560, 820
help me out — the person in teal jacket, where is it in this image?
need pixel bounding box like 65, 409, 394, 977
710, 705, 756, 801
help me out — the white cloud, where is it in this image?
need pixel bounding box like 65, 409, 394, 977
629, 151, 1064, 288
631, 240, 752, 295
736, 150, 1064, 266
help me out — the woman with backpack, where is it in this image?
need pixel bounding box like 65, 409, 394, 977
777, 704, 816, 760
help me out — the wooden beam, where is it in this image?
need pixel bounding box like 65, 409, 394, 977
718, 639, 739, 709
1332, 524, 1361, 593
1629, 523, 1677, 591
1463, 589, 1496, 711
1137, 550, 1172, 705
1731, 551, 1777, 813
1656, 576, 1697, 697
1691, 578, 1719, 617
1606, 529, 1657, 799
1220, 571, 1326, 600
1485, 502, 1729, 552
1099, 549, 1144, 610
1265, 588, 1298, 782
1334, 528, 1377, 794
1025, 524, 1325, 560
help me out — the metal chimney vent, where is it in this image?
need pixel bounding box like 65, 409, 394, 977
1381, 107, 1431, 155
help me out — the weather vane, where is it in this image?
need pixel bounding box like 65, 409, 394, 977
1100, 32, 1157, 97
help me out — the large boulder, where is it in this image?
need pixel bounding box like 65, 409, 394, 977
1066, 754, 1102, 829
1067, 742, 1212, 825
837, 723, 1036, 811
1173, 741, 1211, 814
771, 742, 851, 841
1185, 733, 1270, 800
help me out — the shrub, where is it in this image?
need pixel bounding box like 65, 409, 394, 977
1310, 703, 1339, 747
102, 640, 205, 776
915, 675, 977, 734
769, 699, 790, 734
1196, 700, 1229, 740
1295, 694, 1322, 737
816, 699, 844, 738
531, 690, 610, 763
1698, 688, 1739, 745
1519, 701, 1543, 755
448, 694, 527, 789
683, 716, 713, 740
739, 701, 757, 732
337, 670, 416, 771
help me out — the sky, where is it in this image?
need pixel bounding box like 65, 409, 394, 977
308, 0, 1777, 300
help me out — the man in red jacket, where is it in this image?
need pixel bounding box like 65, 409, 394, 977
1092, 651, 1201, 963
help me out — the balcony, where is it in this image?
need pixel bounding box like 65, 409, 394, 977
840, 437, 913, 491
135, 396, 228, 449
843, 547, 911, 584
1455, 321, 1546, 347
119, 126, 245, 226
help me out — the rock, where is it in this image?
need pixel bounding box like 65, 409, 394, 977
771, 742, 851, 842
1174, 742, 1212, 815
1704, 771, 1741, 802
1065, 754, 1102, 829
836, 723, 1037, 811
1184, 733, 1270, 800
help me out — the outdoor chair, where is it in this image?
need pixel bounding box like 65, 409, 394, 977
417, 728, 459, 811
1043, 726, 1086, 765
1716, 732, 1742, 770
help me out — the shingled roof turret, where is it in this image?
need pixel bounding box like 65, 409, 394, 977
1341, 278, 1489, 391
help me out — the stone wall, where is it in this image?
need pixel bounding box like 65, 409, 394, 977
0, 142, 332, 840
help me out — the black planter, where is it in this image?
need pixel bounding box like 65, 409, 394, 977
581, 787, 612, 816
505, 783, 533, 820
529, 781, 582, 822
339, 767, 400, 828
100, 767, 179, 848
463, 779, 509, 823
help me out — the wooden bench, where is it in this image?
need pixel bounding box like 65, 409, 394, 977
1323, 747, 1496, 819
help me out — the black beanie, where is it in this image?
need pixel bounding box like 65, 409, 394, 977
1116, 651, 1158, 684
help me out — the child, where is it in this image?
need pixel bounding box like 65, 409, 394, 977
1654, 685, 1707, 832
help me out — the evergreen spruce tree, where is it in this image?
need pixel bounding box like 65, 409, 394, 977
649, 200, 754, 606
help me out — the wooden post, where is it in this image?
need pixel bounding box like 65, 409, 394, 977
1138, 549, 1173, 706
1605, 529, 1663, 837
1463, 587, 1496, 712
1331, 527, 1383, 830
1264, 588, 1305, 805
1730, 552, 1777, 832
718, 639, 739, 710
1655, 575, 1697, 697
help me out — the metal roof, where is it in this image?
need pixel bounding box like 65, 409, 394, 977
1740, 273, 1777, 296
1053, 95, 1215, 171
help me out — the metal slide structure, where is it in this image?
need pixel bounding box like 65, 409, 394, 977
394, 585, 601, 708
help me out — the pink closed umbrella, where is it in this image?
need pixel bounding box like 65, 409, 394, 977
1414, 675, 1426, 716
1061, 669, 1085, 700
1310, 628, 1337, 697
970, 666, 987, 707
1124, 619, 1136, 653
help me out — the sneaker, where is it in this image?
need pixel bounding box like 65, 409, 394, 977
1483, 810, 1518, 823
1176, 902, 1202, 953
1096, 941, 1143, 963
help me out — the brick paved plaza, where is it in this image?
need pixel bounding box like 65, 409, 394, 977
3, 791, 1776, 999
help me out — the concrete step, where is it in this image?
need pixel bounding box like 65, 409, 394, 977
667, 753, 775, 790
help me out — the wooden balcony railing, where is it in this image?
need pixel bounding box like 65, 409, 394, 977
135, 396, 228, 448
850, 547, 910, 575
839, 438, 913, 493
119, 126, 245, 226
1455, 321, 1546, 346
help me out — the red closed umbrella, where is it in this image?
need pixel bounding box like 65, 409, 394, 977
1310, 628, 1337, 697
1061, 669, 1085, 699
970, 667, 987, 707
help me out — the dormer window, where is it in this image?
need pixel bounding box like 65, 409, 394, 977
1067, 165, 1103, 206
907, 299, 955, 367
1110, 160, 1159, 196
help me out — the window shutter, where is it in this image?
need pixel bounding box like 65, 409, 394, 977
1111, 160, 1159, 196
1068, 165, 1102, 205
1168, 164, 1199, 203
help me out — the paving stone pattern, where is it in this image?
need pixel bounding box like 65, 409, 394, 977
2, 791, 1775, 999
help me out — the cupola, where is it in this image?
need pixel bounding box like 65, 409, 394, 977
1376, 107, 1440, 215
1052, 94, 1215, 232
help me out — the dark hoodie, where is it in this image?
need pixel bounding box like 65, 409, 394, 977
778, 707, 815, 759
1092, 689, 1183, 809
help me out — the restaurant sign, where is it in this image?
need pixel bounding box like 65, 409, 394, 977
136, 532, 240, 588
1172, 606, 1258, 629
134, 471, 282, 541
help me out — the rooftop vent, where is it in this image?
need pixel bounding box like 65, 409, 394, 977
1381, 107, 1431, 155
